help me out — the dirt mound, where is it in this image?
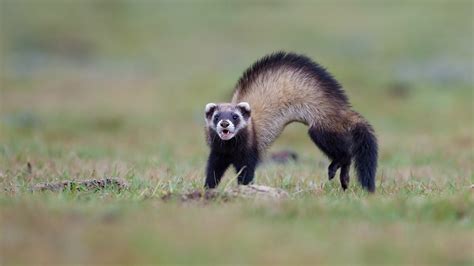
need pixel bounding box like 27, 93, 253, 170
31, 178, 129, 192
175, 185, 289, 202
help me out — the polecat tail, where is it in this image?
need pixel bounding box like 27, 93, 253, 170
351, 122, 378, 192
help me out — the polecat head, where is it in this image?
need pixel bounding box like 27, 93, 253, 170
204, 102, 251, 141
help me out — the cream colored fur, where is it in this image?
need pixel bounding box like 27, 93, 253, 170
231, 67, 361, 154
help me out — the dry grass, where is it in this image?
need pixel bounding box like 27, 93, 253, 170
1, 1, 473, 265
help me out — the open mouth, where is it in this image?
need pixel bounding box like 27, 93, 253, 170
219, 129, 234, 140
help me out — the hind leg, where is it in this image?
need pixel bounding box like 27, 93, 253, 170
339, 161, 351, 190
328, 161, 340, 180
308, 125, 352, 189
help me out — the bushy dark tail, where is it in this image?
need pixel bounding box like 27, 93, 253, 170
351, 123, 378, 192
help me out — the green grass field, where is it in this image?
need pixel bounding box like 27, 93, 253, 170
1, 1, 473, 265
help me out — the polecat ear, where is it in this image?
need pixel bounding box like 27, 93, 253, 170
205, 103, 217, 119
237, 102, 251, 119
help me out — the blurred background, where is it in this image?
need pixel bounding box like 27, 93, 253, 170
2, 1, 472, 173
2, 0, 473, 182
1, 1, 473, 264
1, 0, 473, 186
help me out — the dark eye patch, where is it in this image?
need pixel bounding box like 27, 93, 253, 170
213, 111, 241, 125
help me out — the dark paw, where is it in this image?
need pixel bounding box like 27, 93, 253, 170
238, 179, 253, 186
340, 180, 348, 190
340, 173, 349, 191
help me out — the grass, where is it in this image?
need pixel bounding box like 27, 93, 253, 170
1, 1, 473, 265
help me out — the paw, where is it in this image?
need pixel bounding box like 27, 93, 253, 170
340, 173, 349, 191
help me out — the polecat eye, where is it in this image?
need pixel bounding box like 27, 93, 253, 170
232, 115, 239, 120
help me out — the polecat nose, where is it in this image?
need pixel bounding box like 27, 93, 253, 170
220, 121, 229, 128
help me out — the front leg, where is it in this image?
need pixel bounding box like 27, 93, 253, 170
233, 155, 258, 185
205, 152, 231, 189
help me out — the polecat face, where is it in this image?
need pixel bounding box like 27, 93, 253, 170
205, 102, 251, 141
